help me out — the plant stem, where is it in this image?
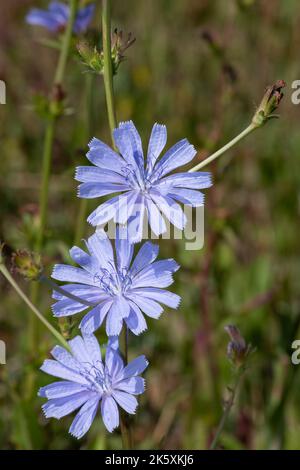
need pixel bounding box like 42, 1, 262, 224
102, 0, 117, 144
54, 0, 78, 85
0, 264, 69, 350
32, 0, 78, 345
35, 117, 55, 252
74, 73, 94, 246
39, 274, 95, 307
101, 0, 132, 448
189, 123, 257, 172
120, 327, 133, 449
209, 368, 244, 450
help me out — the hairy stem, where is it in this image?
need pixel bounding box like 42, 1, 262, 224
0, 264, 69, 350
209, 368, 244, 450
189, 123, 256, 172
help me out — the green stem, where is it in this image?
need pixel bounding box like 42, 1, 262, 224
0, 264, 69, 350
189, 123, 256, 172
39, 274, 95, 307
102, 0, 117, 144
209, 369, 244, 450
120, 327, 133, 449
74, 73, 94, 246
35, 117, 55, 252
32, 0, 79, 346
54, 0, 78, 85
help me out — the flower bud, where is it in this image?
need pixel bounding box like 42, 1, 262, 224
252, 80, 286, 127
77, 42, 104, 74
11, 250, 42, 281
224, 325, 249, 367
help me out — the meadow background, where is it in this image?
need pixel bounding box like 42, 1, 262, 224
0, 0, 300, 449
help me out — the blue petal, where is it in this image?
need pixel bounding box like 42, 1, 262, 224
69, 336, 93, 364
40, 359, 88, 385
128, 294, 163, 319
129, 241, 159, 276
105, 346, 124, 380
87, 193, 129, 226
86, 231, 115, 272
121, 355, 149, 379
112, 390, 138, 414
87, 138, 126, 174
157, 171, 212, 190
146, 123, 167, 175
145, 198, 166, 236
131, 288, 181, 309
114, 377, 145, 395
69, 246, 99, 273
52, 283, 103, 302
101, 395, 119, 432
42, 392, 91, 419
106, 304, 124, 336
113, 125, 144, 181
83, 334, 102, 365
149, 191, 186, 230
117, 121, 144, 172
113, 190, 140, 225
150, 139, 196, 181
78, 182, 128, 199
52, 297, 88, 317
75, 166, 128, 185
52, 264, 95, 285
168, 188, 205, 206
26, 10, 60, 31
80, 301, 112, 334
69, 395, 99, 439
51, 345, 81, 371
126, 196, 146, 243
115, 225, 134, 270
73, 3, 95, 34
125, 302, 147, 335
39, 381, 85, 399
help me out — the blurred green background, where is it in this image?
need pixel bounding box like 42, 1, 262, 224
1, 0, 300, 450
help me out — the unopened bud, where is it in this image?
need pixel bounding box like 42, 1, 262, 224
58, 317, 76, 340
77, 42, 104, 74
224, 325, 249, 367
252, 80, 286, 127
11, 250, 42, 281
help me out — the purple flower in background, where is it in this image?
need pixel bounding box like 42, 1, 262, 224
39, 334, 148, 437
52, 227, 180, 336
26, 2, 95, 35
76, 121, 212, 242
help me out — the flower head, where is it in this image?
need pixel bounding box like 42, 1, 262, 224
51, 227, 180, 336
75, 121, 212, 242
26, 2, 95, 35
39, 334, 148, 437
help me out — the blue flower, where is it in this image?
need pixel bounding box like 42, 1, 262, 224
51, 227, 180, 336
39, 335, 148, 437
26, 2, 95, 35
75, 121, 212, 242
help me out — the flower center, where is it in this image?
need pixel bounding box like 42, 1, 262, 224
93, 266, 133, 297
81, 362, 113, 394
